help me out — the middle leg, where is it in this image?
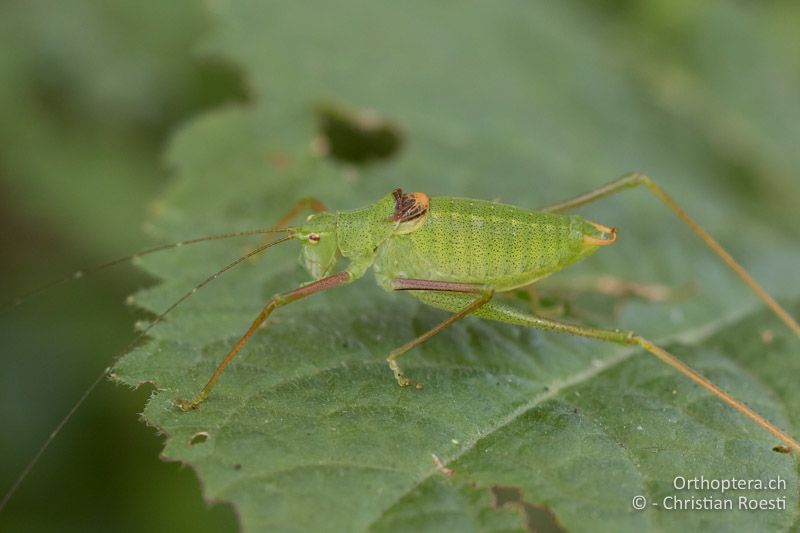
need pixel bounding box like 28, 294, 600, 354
388, 279, 493, 387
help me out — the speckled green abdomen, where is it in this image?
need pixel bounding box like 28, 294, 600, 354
372, 197, 601, 292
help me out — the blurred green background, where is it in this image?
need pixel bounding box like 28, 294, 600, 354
0, 1, 798, 531
0, 1, 242, 530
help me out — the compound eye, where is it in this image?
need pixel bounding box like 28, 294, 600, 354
309, 233, 321, 244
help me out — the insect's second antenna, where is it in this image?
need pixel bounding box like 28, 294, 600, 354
0, 233, 294, 513
1, 227, 292, 313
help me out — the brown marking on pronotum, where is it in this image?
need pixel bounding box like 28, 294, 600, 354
391, 188, 430, 223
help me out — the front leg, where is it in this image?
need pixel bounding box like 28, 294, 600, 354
176, 271, 352, 410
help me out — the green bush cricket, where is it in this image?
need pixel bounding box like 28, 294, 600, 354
171, 173, 799, 450
2, 172, 799, 512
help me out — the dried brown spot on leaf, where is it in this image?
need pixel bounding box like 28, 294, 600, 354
490, 485, 566, 533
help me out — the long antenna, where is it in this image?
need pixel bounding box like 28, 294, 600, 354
0, 234, 293, 512
2, 228, 291, 312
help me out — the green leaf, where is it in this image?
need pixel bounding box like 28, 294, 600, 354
114, 2, 799, 531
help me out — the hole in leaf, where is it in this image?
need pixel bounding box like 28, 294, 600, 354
192, 58, 251, 112
314, 102, 402, 165
490, 485, 566, 533
190, 431, 209, 445
491, 485, 523, 508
